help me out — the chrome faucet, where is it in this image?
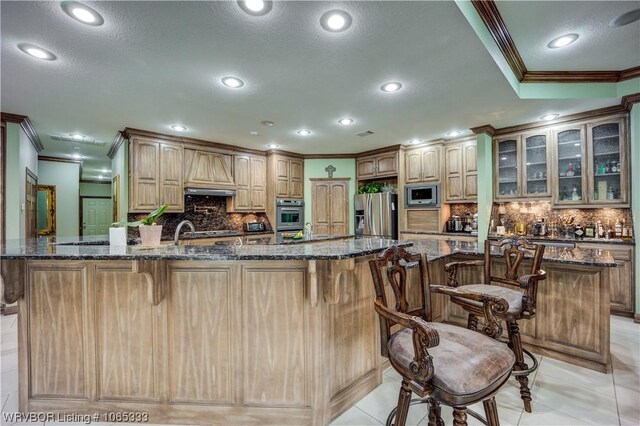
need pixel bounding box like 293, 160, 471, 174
305, 222, 313, 240
174, 220, 195, 245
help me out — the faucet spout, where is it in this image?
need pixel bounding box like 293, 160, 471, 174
174, 220, 195, 245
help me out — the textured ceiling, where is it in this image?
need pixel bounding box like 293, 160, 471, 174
0, 1, 629, 179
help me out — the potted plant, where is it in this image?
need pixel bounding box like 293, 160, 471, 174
115, 204, 168, 247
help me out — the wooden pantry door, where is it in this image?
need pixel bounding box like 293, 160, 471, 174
311, 178, 349, 236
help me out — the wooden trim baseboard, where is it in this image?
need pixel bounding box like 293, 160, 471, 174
107, 131, 126, 159
39, 155, 83, 165
1, 113, 44, 152
0, 305, 17, 316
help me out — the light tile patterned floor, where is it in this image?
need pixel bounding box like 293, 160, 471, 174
1, 314, 638, 425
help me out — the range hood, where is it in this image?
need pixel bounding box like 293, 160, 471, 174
185, 187, 236, 197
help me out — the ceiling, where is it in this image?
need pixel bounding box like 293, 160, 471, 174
1, 1, 638, 180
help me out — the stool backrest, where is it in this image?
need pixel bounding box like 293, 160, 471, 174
483, 238, 545, 286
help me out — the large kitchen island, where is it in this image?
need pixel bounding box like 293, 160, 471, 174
0, 237, 616, 425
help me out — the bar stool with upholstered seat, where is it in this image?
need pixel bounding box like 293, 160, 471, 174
369, 246, 516, 426
443, 237, 546, 413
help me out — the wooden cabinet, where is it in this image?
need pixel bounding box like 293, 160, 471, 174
576, 243, 635, 316
183, 149, 235, 189
129, 137, 184, 212
552, 124, 588, 206
586, 117, 628, 206
495, 130, 551, 201
311, 179, 349, 236
228, 154, 266, 211
357, 151, 398, 180
268, 154, 304, 199
404, 145, 441, 184
444, 140, 476, 202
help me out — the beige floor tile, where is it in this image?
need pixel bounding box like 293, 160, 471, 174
613, 363, 640, 392
355, 380, 427, 426
620, 415, 640, 426
0, 354, 18, 374
383, 367, 402, 383
1, 392, 18, 417
615, 385, 640, 423
611, 340, 640, 368
0, 371, 18, 397
532, 374, 619, 425
536, 357, 616, 398
330, 406, 383, 426
518, 402, 593, 426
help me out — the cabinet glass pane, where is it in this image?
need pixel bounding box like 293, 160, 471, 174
592, 123, 621, 201
556, 129, 583, 201
497, 140, 518, 196
524, 134, 547, 195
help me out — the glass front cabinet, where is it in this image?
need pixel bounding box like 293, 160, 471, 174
553, 124, 587, 205
494, 131, 550, 200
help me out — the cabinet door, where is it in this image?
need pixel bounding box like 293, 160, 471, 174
233, 155, 251, 210
463, 142, 477, 200
375, 152, 398, 177
210, 154, 235, 187
329, 181, 349, 235
312, 182, 331, 236
553, 125, 587, 206
356, 157, 376, 179
609, 248, 634, 314
464, 174, 478, 200
445, 145, 463, 201
159, 142, 184, 212
289, 159, 304, 198
250, 156, 266, 210
495, 137, 519, 200
404, 150, 422, 183
421, 148, 440, 182
587, 118, 627, 205
130, 139, 159, 212
275, 158, 290, 197
522, 131, 550, 198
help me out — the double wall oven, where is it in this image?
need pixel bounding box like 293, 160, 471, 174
275, 199, 304, 240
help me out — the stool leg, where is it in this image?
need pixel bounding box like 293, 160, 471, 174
467, 313, 479, 331
482, 397, 500, 426
453, 407, 468, 426
427, 398, 444, 426
394, 379, 412, 426
508, 320, 532, 413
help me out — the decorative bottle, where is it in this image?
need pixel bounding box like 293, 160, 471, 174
607, 185, 614, 200
571, 185, 579, 200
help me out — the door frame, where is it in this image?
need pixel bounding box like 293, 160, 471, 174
25, 167, 38, 239
310, 177, 350, 236
79, 196, 111, 236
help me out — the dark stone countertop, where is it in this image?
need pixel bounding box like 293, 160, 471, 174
487, 233, 634, 246
404, 239, 617, 267
0, 236, 411, 261
401, 230, 477, 237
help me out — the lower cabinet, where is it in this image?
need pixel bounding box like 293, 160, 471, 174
576, 243, 635, 316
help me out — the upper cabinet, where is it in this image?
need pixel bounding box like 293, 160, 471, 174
268, 154, 304, 199
444, 140, 477, 203
404, 145, 441, 184
587, 117, 628, 205
129, 137, 184, 213
183, 149, 235, 189
357, 151, 398, 180
228, 154, 266, 211
495, 130, 551, 201
552, 124, 587, 205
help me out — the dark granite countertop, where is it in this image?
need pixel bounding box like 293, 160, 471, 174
487, 233, 634, 246
404, 239, 617, 267
0, 236, 410, 261
401, 230, 478, 237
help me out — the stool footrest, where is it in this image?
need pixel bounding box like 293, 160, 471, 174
385, 398, 488, 426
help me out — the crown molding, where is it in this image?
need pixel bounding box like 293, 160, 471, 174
107, 131, 126, 159
621, 92, 640, 110
0, 112, 44, 152
470, 125, 496, 136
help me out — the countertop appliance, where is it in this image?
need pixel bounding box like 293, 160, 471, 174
355, 193, 398, 239
275, 198, 304, 232
405, 183, 440, 208
244, 221, 266, 232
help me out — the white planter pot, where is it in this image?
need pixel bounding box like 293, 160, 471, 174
139, 224, 163, 247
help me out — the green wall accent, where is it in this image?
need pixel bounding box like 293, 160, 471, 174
630, 105, 640, 316
38, 160, 80, 237
80, 182, 111, 197
476, 133, 493, 246
303, 159, 356, 234
111, 140, 129, 221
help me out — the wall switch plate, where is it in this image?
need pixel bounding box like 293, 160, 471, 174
20, 203, 25, 211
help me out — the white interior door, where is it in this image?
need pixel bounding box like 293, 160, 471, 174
82, 198, 112, 236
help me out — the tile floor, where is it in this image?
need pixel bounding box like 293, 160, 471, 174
1, 314, 638, 426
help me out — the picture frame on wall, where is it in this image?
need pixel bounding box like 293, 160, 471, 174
112, 174, 120, 222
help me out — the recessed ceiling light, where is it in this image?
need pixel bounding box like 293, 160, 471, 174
250, 131, 259, 135
297, 130, 312, 136
320, 10, 353, 32
101, 168, 110, 173
380, 81, 403, 93
407, 139, 422, 145
267, 143, 280, 149
610, 8, 640, 27
98, 175, 104, 179
238, 0, 272, 16
70, 133, 85, 140
261, 120, 275, 127
61, 1, 104, 26
446, 130, 462, 137
221, 76, 244, 88
70, 153, 83, 159
17, 43, 56, 61
547, 34, 579, 49
338, 118, 354, 125
171, 124, 187, 132
540, 113, 559, 121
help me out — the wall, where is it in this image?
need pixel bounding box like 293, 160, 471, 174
5, 123, 38, 240
80, 182, 111, 197
111, 139, 129, 223
303, 159, 356, 234
631, 105, 640, 319
37, 160, 80, 237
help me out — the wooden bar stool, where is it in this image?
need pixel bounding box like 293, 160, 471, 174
443, 237, 546, 413
369, 246, 516, 426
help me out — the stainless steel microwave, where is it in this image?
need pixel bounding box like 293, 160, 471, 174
405, 183, 440, 207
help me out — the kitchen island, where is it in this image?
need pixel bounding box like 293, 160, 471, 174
0, 237, 615, 424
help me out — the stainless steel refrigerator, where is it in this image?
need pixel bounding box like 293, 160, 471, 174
354, 193, 398, 239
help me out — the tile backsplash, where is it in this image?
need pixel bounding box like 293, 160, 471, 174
127, 196, 272, 239
449, 203, 478, 216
